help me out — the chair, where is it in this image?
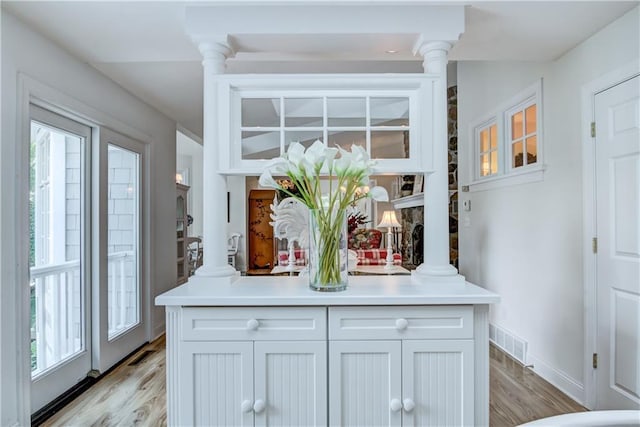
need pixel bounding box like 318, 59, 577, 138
227, 233, 241, 268
186, 236, 202, 276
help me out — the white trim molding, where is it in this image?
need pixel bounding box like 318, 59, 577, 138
527, 352, 586, 406
580, 59, 640, 410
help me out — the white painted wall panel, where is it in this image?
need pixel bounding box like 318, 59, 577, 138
457, 6, 639, 402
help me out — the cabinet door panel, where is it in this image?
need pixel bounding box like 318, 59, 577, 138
254, 341, 327, 427
402, 340, 474, 427
180, 341, 254, 427
330, 340, 402, 427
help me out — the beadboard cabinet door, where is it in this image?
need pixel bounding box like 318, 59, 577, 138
402, 340, 474, 426
329, 340, 403, 427
180, 341, 254, 427
254, 341, 327, 427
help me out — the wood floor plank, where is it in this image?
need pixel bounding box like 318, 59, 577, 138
42, 337, 167, 427
41, 338, 586, 427
489, 345, 586, 426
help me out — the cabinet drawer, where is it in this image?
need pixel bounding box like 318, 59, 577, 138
182, 306, 326, 341
329, 306, 473, 340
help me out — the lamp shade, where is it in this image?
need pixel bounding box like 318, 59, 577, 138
377, 210, 401, 228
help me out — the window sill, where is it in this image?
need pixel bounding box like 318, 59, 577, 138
464, 166, 545, 192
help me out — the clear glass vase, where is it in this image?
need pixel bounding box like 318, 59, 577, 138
308, 208, 348, 292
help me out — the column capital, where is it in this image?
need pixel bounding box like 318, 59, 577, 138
197, 37, 233, 74
412, 37, 452, 74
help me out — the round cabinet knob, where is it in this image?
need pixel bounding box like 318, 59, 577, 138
241, 400, 253, 413
403, 398, 416, 412
246, 318, 260, 331
395, 318, 409, 331
253, 399, 266, 413
390, 398, 403, 412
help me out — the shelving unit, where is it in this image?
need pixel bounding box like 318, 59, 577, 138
176, 183, 190, 285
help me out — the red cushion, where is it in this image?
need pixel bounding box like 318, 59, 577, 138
278, 249, 307, 266
355, 249, 402, 265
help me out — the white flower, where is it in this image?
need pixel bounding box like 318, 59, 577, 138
258, 169, 279, 189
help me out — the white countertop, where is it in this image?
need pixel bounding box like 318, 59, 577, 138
155, 275, 500, 307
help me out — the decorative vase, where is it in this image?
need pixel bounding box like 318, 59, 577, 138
308, 209, 348, 292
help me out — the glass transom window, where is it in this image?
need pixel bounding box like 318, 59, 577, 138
240, 96, 411, 161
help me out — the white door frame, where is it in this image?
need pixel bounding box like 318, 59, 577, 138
12, 74, 153, 422
580, 59, 640, 409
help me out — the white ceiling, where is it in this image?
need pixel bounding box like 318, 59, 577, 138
2, 1, 637, 140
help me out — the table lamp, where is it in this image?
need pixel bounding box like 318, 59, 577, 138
377, 210, 401, 269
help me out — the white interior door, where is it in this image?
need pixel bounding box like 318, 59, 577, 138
594, 74, 640, 410
29, 105, 92, 413
93, 128, 147, 372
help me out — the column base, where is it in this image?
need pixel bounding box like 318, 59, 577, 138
411, 263, 465, 285
192, 264, 240, 284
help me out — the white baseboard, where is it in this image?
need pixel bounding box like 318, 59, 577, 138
526, 352, 585, 406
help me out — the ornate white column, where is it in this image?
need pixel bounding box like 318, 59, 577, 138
194, 39, 238, 280
413, 40, 464, 284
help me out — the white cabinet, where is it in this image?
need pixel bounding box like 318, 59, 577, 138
329, 306, 475, 426
176, 307, 327, 427
329, 340, 403, 427
165, 303, 488, 426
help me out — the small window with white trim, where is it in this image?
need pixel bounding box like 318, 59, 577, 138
468, 79, 543, 190
476, 121, 498, 179
506, 100, 538, 170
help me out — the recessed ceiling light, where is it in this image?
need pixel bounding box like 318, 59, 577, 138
385, 50, 398, 54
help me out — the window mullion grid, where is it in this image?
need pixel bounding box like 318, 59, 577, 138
366, 95, 371, 153
323, 96, 328, 146
279, 97, 285, 155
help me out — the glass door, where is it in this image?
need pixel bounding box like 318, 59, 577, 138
29, 105, 92, 413
94, 128, 147, 372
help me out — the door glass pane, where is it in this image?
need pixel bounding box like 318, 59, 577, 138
284, 98, 323, 127
327, 98, 365, 126
30, 121, 85, 377
371, 130, 408, 159
107, 144, 140, 339
370, 97, 409, 126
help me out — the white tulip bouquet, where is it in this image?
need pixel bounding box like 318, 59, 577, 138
259, 140, 388, 289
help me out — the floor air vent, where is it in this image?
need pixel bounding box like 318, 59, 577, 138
489, 323, 527, 364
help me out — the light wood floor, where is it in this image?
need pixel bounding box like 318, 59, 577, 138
42, 337, 585, 426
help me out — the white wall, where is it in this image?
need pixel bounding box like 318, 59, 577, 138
1, 10, 176, 424
457, 7, 639, 404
